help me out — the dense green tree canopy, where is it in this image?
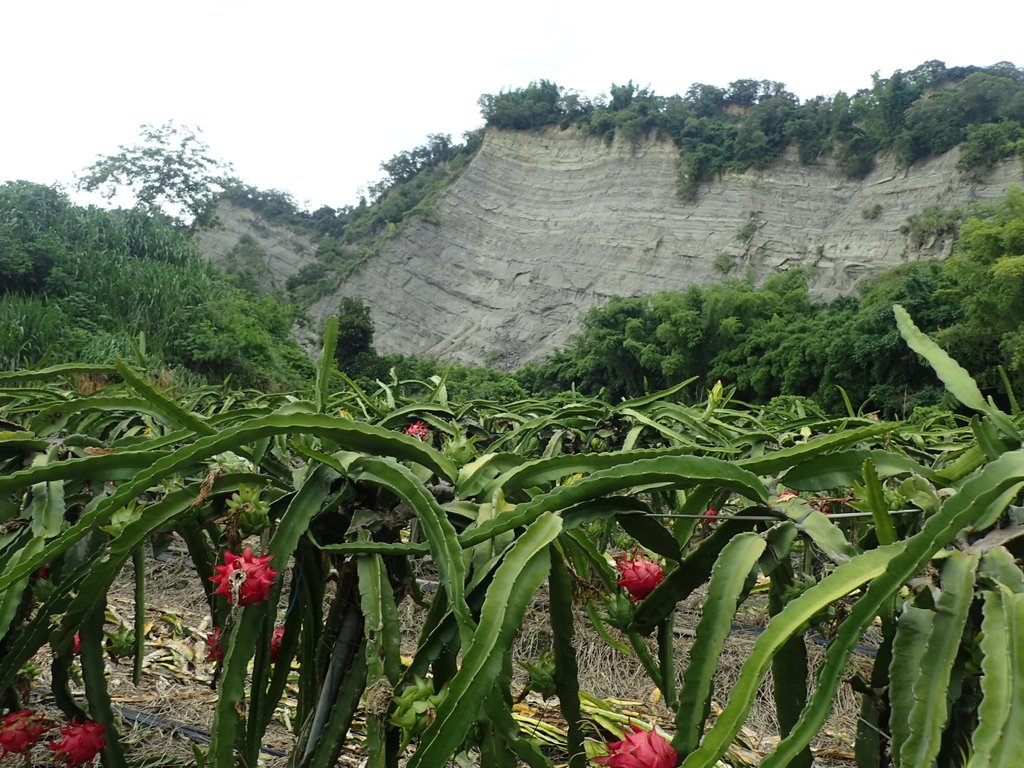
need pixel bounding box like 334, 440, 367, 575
521, 188, 1024, 416
0, 181, 310, 387
478, 80, 571, 130
479, 61, 1024, 198
334, 297, 376, 366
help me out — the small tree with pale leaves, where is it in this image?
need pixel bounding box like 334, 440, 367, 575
77, 121, 234, 227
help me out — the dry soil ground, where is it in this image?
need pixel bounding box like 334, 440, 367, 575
21, 544, 866, 767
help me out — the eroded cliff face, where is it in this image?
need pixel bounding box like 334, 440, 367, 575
203, 127, 1022, 369
194, 201, 315, 293
306, 128, 1021, 368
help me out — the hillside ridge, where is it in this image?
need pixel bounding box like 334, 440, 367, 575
200, 127, 1024, 368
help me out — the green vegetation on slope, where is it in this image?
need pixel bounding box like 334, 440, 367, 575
518, 187, 1024, 416
1, 173, 1018, 416
221, 131, 484, 305
0, 174, 524, 401
328, 296, 528, 403
0, 181, 311, 388
479, 61, 1024, 198
5, 60, 1024, 415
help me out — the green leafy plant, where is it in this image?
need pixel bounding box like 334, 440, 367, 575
1, 305, 1023, 768
77, 121, 234, 227
862, 203, 883, 220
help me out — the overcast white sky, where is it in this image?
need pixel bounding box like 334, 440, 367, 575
3, 1, 1021, 211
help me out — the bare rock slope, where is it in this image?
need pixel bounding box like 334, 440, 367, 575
308, 128, 1020, 368
194, 202, 315, 293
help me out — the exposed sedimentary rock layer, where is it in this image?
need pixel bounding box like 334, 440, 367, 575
310, 128, 1021, 367
221, 127, 1023, 369
194, 202, 315, 293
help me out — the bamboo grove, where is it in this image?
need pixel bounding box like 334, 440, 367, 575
2, 307, 1024, 767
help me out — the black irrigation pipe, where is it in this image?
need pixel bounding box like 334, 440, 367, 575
726, 623, 880, 658
645, 508, 922, 521
117, 704, 287, 758
27, 690, 288, 759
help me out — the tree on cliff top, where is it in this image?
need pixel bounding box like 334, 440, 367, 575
77, 121, 234, 227
478, 80, 567, 130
